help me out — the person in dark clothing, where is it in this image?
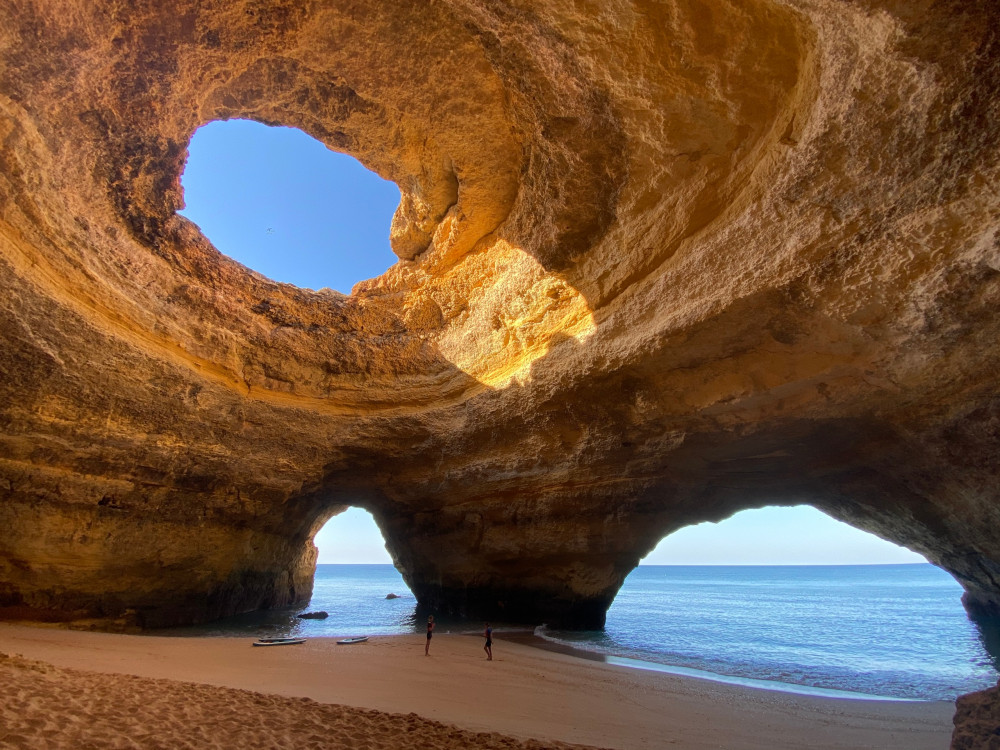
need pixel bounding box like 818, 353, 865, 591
425, 615, 435, 656
483, 622, 493, 661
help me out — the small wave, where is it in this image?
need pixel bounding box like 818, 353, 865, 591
533, 626, 612, 656
602, 656, 919, 702
533, 628, 918, 701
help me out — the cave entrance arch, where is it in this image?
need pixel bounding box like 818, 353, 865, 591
641, 505, 927, 566
303, 507, 416, 635
313, 506, 396, 565
572, 505, 999, 701
179, 119, 401, 293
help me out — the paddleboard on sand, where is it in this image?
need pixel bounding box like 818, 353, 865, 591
337, 636, 369, 645
253, 637, 306, 647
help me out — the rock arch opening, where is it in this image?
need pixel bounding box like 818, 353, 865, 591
179, 119, 401, 293
313, 506, 395, 565
535, 506, 998, 701
640, 505, 927, 565
297, 507, 416, 635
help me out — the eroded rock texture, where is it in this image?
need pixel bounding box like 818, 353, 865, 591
952, 681, 1000, 750
0, 0, 998, 629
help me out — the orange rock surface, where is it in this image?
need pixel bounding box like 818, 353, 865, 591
0, 0, 998, 629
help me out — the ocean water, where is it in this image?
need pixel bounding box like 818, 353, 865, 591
173, 564, 419, 639
170, 563, 1000, 701
542, 565, 1000, 701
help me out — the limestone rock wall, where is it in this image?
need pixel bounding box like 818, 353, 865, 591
952, 680, 1000, 750
0, 0, 998, 630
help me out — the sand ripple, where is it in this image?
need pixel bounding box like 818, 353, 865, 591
0, 652, 603, 750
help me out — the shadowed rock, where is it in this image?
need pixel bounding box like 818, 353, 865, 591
952, 681, 1000, 750
297, 611, 329, 620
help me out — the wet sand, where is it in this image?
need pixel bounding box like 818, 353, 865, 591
0, 623, 954, 749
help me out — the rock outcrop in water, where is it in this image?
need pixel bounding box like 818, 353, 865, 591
0, 0, 998, 633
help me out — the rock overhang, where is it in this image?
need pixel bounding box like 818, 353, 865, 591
0, 0, 998, 631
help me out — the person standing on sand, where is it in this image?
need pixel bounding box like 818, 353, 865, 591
425, 615, 435, 655
483, 622, 493, 661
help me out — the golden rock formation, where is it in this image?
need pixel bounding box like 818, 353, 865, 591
0, 0, 998, 633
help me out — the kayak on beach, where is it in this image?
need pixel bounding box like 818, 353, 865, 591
252, 637, 306, 647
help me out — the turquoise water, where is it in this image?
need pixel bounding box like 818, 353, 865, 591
171, 563, 999, 701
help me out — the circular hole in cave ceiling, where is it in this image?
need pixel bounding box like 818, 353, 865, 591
178, 119, 401, 294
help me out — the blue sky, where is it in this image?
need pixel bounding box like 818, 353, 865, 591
315, 505, 925, 565
180, 120, 927, 567
180, 120, 399, 293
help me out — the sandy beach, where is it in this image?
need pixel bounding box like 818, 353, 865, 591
0, 623, 954, 749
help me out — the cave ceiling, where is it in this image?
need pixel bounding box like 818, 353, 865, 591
0, 0, 998, 628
